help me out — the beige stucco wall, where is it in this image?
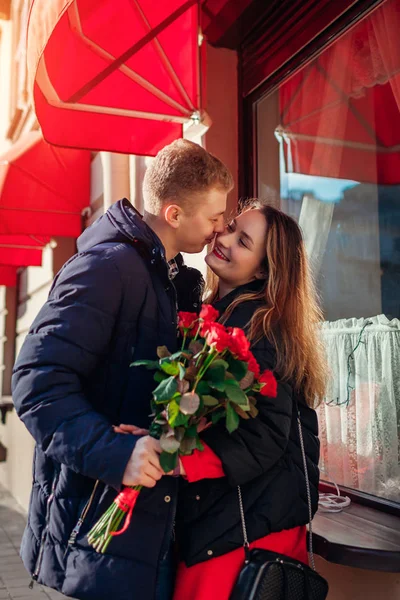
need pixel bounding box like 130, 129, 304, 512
0, 246, 54, 510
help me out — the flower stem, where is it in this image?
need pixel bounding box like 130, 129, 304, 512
180, 332, 187, 352
193, 350, 219, 391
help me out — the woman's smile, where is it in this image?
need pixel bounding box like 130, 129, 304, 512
212, 244, 230, 261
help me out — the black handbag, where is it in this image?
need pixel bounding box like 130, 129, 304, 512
230, 408, 329, 600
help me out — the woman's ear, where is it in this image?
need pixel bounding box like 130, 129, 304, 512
254, 269, 267, 280
164, 204, 182, 229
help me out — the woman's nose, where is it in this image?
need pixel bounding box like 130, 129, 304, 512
216, 231, 230, 248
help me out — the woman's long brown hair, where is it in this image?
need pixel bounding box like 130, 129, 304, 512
205, 200, 327, 408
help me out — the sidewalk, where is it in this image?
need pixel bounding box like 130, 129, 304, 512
0, 484, 71, 600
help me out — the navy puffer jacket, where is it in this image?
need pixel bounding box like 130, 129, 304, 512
12, 199, 201, 600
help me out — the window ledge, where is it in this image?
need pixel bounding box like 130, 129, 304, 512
312, 503, 400, 572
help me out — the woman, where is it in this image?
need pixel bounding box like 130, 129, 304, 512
172, 200, 327, 600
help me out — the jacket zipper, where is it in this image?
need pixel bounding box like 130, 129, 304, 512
29, 470, 59, 589
66, 480, 100, 550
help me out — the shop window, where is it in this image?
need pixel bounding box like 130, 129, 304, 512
256, 0, 400, 505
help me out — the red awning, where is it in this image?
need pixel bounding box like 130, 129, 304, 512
278, 0, 400, 185
0, 131, 90, 236
27, 0, 206, 155
0, 266, 18, 287
0, 235, 49, 268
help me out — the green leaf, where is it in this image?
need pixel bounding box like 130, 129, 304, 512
179, 436, 198, 455
160, 361, 180, 376
209, 379, 226, 392
196, 438, 204, 451
202, 395, 219, 407
170, 351, 185, 360
185, 424, 198, 438
149, 422, 163, 438
211, 409, 225, 425
196, 381, 211, 395
207, 365, 226, 384
210, 359, 229, 370
167, 399, 188, 427
154, 371, 167, 383
167, 399, 179, 424
226, 402, 240, 433
178, 364, 186, 380
160, 434, 181, 454
224, 380, 249, 406
153, 376, 178, 403
130, 359, 159, 369
227, 356, 248, 381
160, 451, 178, 472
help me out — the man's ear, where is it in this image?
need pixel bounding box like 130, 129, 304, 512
164, 204, 182, 229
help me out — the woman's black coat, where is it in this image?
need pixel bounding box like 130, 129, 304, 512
176, 281, 320, 566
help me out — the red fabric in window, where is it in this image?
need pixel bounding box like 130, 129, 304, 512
279, 0, 400, 185
0, 132, 90, 236
27, 0, 202, 155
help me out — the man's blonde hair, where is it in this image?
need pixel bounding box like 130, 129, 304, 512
143, 139, 234, 214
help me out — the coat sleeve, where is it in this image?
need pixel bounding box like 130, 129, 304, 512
200, 341, 293, 487
12, 249, 141, 491
180, 442, 225, 482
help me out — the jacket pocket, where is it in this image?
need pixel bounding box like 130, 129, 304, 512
66, 480, 101, 549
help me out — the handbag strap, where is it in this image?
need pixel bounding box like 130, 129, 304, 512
237, 404, 316, 570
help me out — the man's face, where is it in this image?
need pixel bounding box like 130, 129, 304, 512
176, 188, 227, 253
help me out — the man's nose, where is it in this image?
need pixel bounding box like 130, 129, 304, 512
214, 216, 225, 234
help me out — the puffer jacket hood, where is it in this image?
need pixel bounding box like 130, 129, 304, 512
77, 197, 164, 255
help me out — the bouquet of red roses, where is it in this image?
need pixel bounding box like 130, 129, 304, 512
87, 305, 277, 553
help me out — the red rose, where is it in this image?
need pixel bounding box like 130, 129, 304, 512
205, 322, 230, 352
227, 327, 251, 361
199, 320, 212, 337
178, 311, 198, 335
247, 352, 260, 379
199, 304, 219, 323
259, 370, 278, 397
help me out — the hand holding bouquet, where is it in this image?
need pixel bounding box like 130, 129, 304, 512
88, 305, 277, 552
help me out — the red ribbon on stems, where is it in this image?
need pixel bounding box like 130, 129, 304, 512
110, 487, 141, 537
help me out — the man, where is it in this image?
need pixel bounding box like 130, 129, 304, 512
12, 139, 233, 600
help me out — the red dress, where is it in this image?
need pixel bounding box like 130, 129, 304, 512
174, 444, 308, 600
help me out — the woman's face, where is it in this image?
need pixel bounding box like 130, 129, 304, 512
205, 209, 267, 288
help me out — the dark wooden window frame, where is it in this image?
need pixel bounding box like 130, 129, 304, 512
239, 0, 385, 198
239, 0, 400, 516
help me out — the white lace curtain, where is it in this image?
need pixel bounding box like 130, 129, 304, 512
317, 314, 400, 502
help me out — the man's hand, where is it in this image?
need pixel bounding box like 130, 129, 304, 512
122, 435, 164, 488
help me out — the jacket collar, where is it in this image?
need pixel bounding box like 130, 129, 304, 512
213, 279, 266, 314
